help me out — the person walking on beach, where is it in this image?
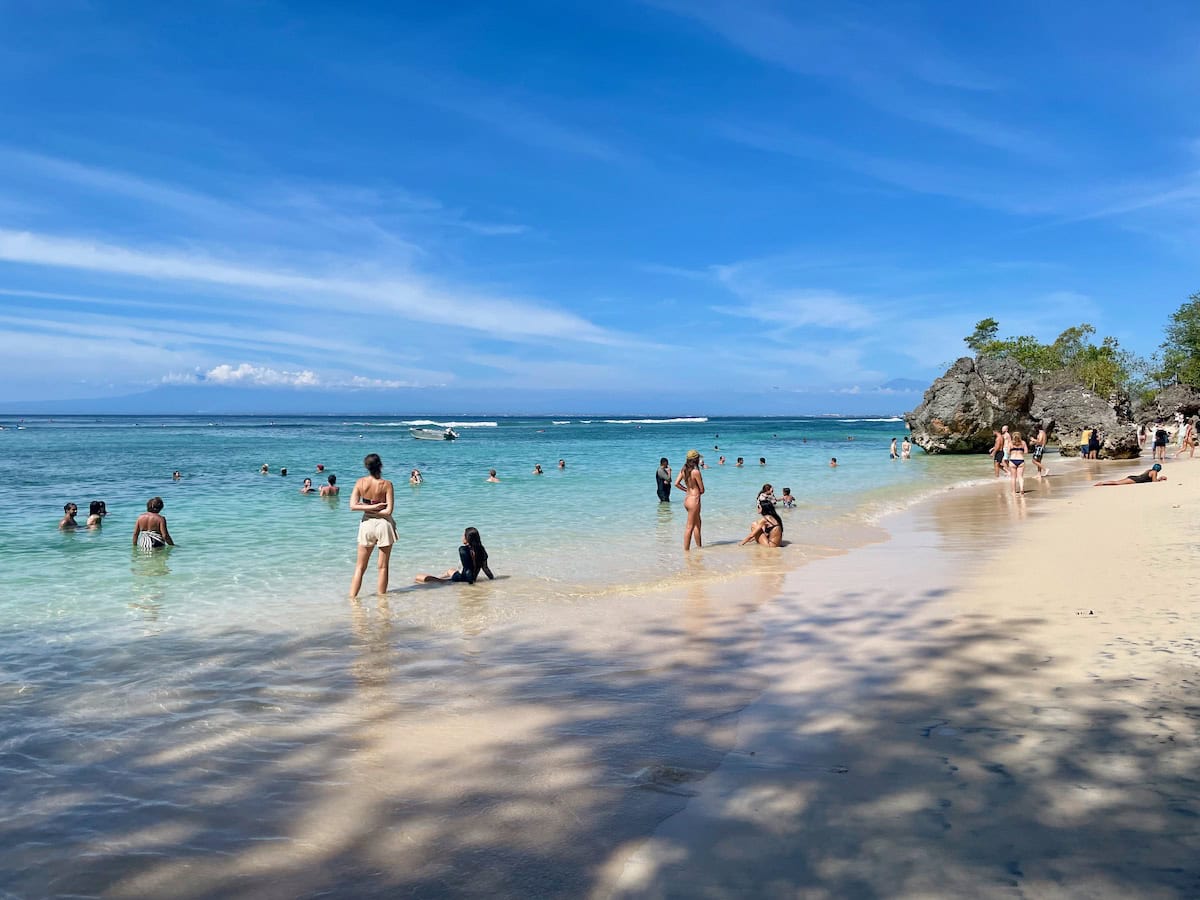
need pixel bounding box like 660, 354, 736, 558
675, 449, 704, 550
990, 429, 1006, 477
1001, 425, 1012, 466
133, 497, 174, 550
320, 474, 339, 496
349, 453, 396, 598
1153, 423, 1169, 461
1095, 464, 1167, 486
656, 457, 672, 502
1008, 431, 1029, 494
1173, 418, 1196, 459
1031, 427, 1049, 478
415, 527, 495, 584
59, 502, 80, 530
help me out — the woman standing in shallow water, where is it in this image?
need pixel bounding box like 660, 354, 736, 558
349, 453, 396, 598
675, 449, 704, 551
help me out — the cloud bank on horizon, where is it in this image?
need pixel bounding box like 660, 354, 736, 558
0, 1, 1197, 413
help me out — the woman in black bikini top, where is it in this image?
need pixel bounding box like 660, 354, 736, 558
741, 498, 784, 547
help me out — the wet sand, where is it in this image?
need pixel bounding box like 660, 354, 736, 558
5, 458, 1198, 898
602, 459, 1200, 898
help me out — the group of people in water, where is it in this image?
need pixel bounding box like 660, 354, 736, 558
59, 496, 176, 550
657, 450, 795, 551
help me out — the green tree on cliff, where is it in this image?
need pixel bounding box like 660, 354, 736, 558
1160, 292, 1200, 387
964, 320, 1139, 395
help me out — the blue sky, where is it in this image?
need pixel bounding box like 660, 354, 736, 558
1, 1, 1198, 413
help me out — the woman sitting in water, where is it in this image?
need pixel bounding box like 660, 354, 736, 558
415, 527, 495, 584
741, 497, 783, 547
1095, 464, 1168, 486
133, 497, 175, 550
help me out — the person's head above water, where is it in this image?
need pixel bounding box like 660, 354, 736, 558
363, 454, 382, 477
63, 502, 77, 515
146, 496, 164, 513
303, 478, 312, 487
89, 500, 107, 516
327, 474, 337, 485
760, 483, 772, 495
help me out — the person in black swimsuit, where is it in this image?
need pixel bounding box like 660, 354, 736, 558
415, 527, 496, 584
1095, 464, 1167, 486
741, 498, 784, 547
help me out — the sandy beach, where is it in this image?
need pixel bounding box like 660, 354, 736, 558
603, 459, 1200, 898
5, 458, 1199, 899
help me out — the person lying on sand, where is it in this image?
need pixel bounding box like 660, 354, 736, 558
1094, 464, 1167, 486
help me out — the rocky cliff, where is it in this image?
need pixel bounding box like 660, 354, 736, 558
905, 357, 1139, 458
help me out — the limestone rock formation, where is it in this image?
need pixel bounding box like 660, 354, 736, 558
904, 356, 1035, 453
906, 357, 1140, 458
1135, 384, 1200, 423
1030, 373, 1138, 458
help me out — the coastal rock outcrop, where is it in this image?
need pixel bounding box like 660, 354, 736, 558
906, 357, 1139, 458
1135, 384, 1200, 423
904, 356, 1035, 453
1029, 374, 1138, 458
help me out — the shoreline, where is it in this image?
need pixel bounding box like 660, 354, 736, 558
600, 456, 1200, 898
2, 453, 1189, 898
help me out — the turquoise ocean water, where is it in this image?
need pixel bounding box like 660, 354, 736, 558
0, 413, 1006, 894
0, 414, 991, 631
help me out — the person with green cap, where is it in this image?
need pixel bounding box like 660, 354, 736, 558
674, 449, 705, 550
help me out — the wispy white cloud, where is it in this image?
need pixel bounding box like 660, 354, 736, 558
0, 228, 621, 345
163, 364, 420, 390
652, 0, 1055, 160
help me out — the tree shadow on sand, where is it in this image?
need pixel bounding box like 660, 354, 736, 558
1, 579, 1198, 899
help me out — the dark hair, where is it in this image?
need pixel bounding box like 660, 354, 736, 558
464, 526, 488, 570
760, 483, 772, 494
147, 496, 164, 513
782, 487, 792, 495
660, 457, 668, 466
759, 457, 766, 463
364, 454, 382, 478
89, 500, 106, 515
327, 474, 337, 485
758, 498, 780, 521
63, 502, 76, 513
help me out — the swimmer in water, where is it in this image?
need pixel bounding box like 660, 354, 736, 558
320, 473, 339, 496
558, 459, 566, 469
86, 500, 107, 528
779, 488, 795, 508
133, 497, 174, 550
261, 463, 269, 475
299, 477, 316, 494
830, 457, 838, 467
532, 464, 543, 475
410, 468, 423, 485
59, 502, 80, 530
487, 469, 500, 483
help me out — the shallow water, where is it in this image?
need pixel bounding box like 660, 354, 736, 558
0, 414, 1004, 896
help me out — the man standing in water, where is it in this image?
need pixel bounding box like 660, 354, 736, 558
656, 457, 672, 502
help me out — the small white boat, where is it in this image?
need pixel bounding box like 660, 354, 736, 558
410, 426, 459, 441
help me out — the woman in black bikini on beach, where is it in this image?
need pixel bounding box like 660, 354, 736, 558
741, 497, 783, 547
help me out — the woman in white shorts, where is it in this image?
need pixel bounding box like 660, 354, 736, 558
349, 453, 397, 597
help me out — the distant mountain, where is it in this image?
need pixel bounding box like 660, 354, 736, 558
0, 383, 922, 417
